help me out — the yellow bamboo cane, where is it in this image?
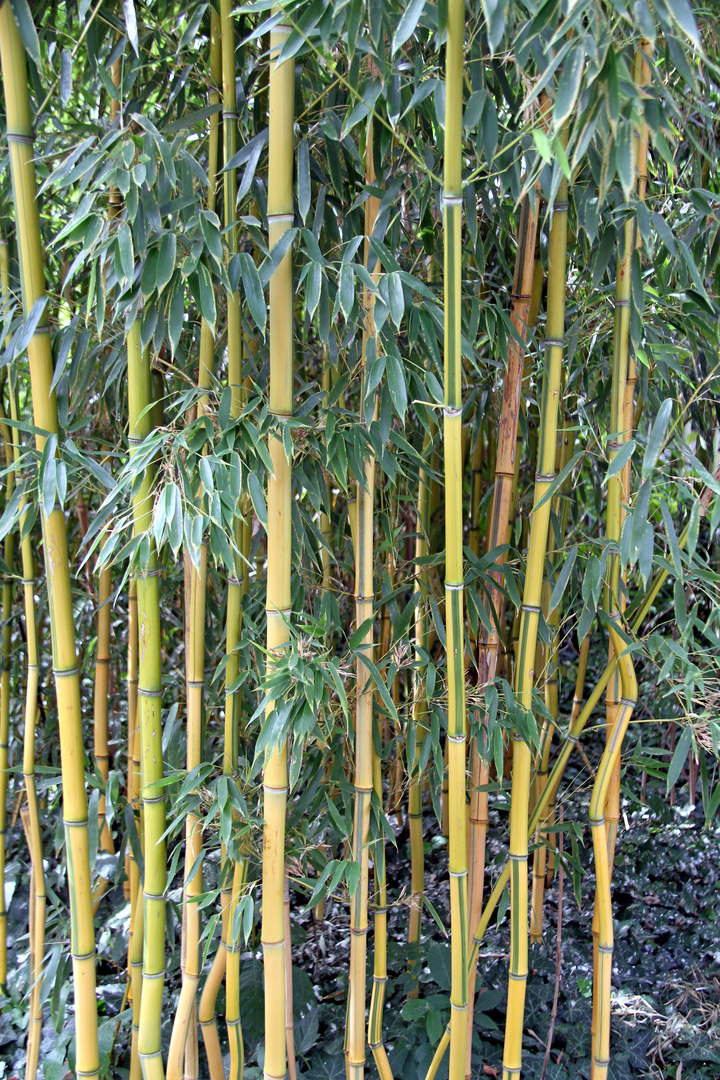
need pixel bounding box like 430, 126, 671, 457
425, 467, 717, 1080
443, 3, 469, 1076
604, 39, 652, 872
0, 6, 100, 1073
127, 319, 166, 1080
347, 109, 381, 1080
502, 159, 568, 1080
91, 536, 115, 915
127, 576, 144, 1080
167, 545, 207, 1080
0, 399, 14, 994
262, 15, 294, 1080
530, 418, 575, 942
2, 298, 46, 1075
407, 434, 430, 993
466, 194, 538, 1071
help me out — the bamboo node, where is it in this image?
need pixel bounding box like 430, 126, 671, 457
614, 299, 630, 308
53, 665, 79, 678
443, 406, 462, 417
71, 948, 97, 962
543, 338, 564, 348
7, 131, 34, 145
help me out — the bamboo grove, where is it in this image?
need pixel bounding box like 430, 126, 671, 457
1, 1, 720, 1078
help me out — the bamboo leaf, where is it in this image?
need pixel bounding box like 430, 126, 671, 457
123, 0, 140, 55
534, 451, 584, 511
298, 138, 311, 224
248, 472, 267, 529
667, 726, 693, 793
660, 499, 684, 587
354, 650, 399, 725
117, 223, 134, 283
669, 0, 701, 48
196, 262, 216, 331
8, 0, 41, 66
392, 0, 426, 56
239, 252, 266, 336
554, 44, 584, 129
14, 296, 48, 357
548, 546, 578, 614
156, 233, 176, 296
60, 49, 72, 106
605, 439, 635, 482
642, 398, 672, 478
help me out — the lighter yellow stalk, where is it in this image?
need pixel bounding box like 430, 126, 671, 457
0, 6, 100, 1073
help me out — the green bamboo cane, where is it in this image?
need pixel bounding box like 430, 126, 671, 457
0, 6, 100, 1074
262, 16, 295, 1080
502, 160, 569, 1080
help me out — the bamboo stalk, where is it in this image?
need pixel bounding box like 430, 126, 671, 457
502, 161, 568, 1080
425, 486, 714, 1080
0, 398, 14, 995
91, 536, 115, 915
443, 3, 469, 1076
530, 417, 575, 942
127, 578, 143, 1080
1, 263, 46, 1072
167, 545, 207, 1080
466, 194, 538, 1072
368, 720, 393, 1080
127, 319, 166, 1080
407, 433, 431, 994
262, 16, 295, 1080
604, 39, 652, 871
348, 105, 381, 1080
0, 6, 100, 1073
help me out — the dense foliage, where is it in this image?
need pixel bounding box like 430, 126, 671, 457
0, 0, 719, 1078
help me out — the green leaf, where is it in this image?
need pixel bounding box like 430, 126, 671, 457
239, 252, 266, 336
338, 263, 355, 319
554, 45, 584, 129
387, 272, 404, 329
385, 346, 407, 422
667, 726, 693, 793
248, 472, 267, 530
168, 278, 184, 357
616, 123, 634, 199
548, 546, 578, 614
392, 0, 426, 55
642, 398, 672, 478
605, 439, 635, 482
156, 233, 176, 296
123, 0, 140, 55
8, 0, 41, 66
659, 499, 683, 587
669, 0, 701, 48
14, 296, 48, 357
60, 49, 72, 106
117, 222, 134, 283
534, 451, 584, 512
298, 138, 311, 223
196, 262, 216, 331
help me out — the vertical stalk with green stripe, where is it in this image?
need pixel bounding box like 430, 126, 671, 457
127, 318, 165, 1080
502, 162, 568, 1080
262, 15, 294, 1080
0, 392, 13, 994
443, 2, 469, 1075
0, 5, 100, 1074
348, 111, 381, 1080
